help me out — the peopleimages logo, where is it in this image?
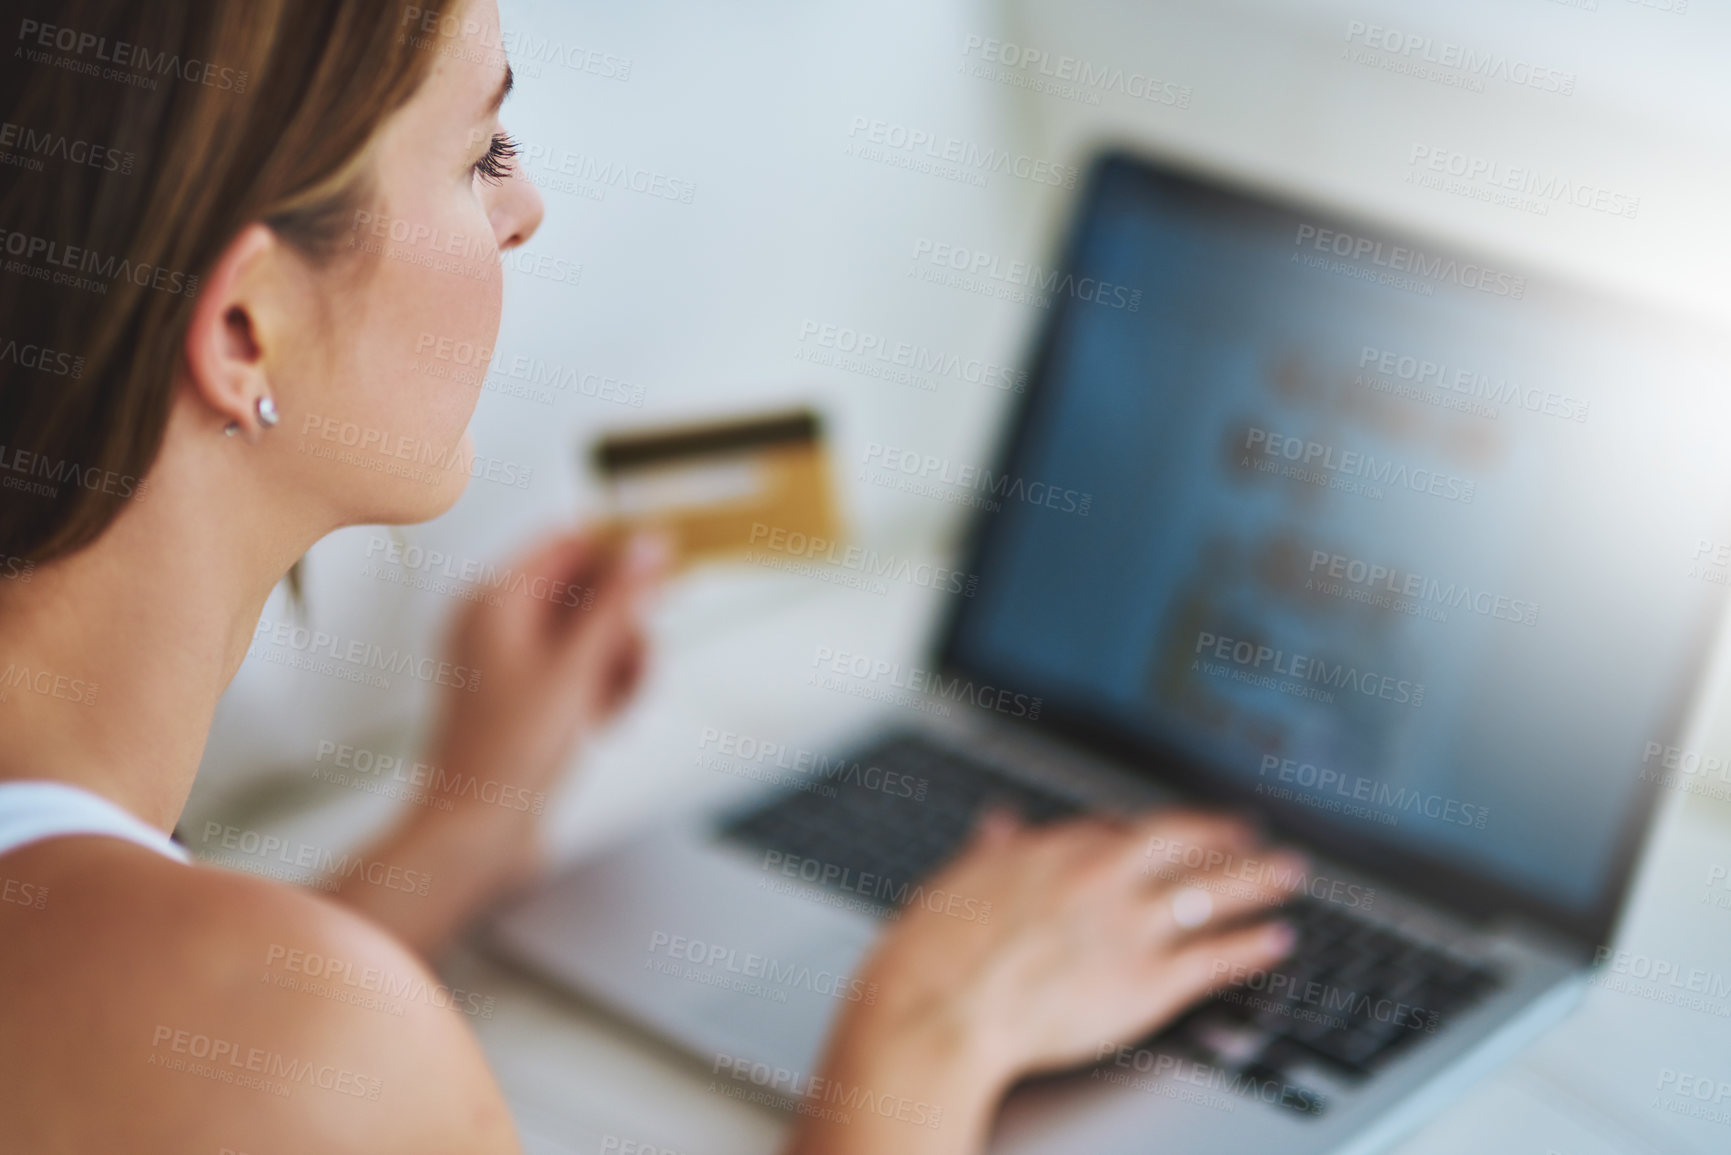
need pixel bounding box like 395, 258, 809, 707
862, 442, 1091, 515
959, 36, 1193, 108
1207, 961, 1443, 1035
1639, 741, 1731, 784
760, 850, 993, 924
1257, 755, 1489, 828
796, 319, 1027, 393
1306, 549, 1539, 627
1654, 1068, 1731, 1129
845, 116, 1079, 189
0, 226, 200, 297
1591, 946, 1731, 1003
1704, 865, 1731, 914
198, 823, 433, 897
0, 662, 99, 706
810, 645, 1042, 720
1144, 836, 1376, 909
1193, 630, 1426, 707
748, 523, 979, 597
511, 139, 696, 204
1243, 427, 1476, 504
709, 1052, 944, 1130
399, 7, 633, 82
263, 944, 495, 1019
646, 930, 878, 1004
910, 238, 1142, 311
0, 335, 83, 378
299, 413, 534, 491
1093, 1044, 1325, 1115
1406, 145, 1639, 221
250, 616, 482, 693
1637, 740, 1731, 804
697, 727, 930, 800
313, 740, 546, 815
16, 19, 251, 92
0, 120, 135, 174
412, 332, 646, 408
1293, 224, 1526, 299
0, 443, 147, 502
1357, 345, 1586, 423
1, 875, 48, 910
148, 1026, 379, 1100
1342, 20, 1576, 97
363, 535, 593, 609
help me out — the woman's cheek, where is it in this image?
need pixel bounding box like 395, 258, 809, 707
424, 366, 486, 449
381, 232, 499, 426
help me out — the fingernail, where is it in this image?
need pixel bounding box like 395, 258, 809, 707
1265, 921, 1297, 953
627, 531, 674, 574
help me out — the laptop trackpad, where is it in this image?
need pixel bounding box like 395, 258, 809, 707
490, 824, 882, 1075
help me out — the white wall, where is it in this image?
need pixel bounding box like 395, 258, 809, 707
1007, 0, 1731, 315
190, 0, 1038, 831
190, 0, 1731, 835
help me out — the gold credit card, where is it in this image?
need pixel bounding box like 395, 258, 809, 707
588, 409, 840, 571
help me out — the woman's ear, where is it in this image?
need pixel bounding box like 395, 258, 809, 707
181, 223, 280, 441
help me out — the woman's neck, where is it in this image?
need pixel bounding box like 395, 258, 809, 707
0, 404, 329, 832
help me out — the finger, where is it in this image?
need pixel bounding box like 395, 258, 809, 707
551, 556, 654, 702
975, 806, 1022, 846
521, 526, 667, 611
515, 528, 613, 590
1131, 811, 1269, 883
585, 532, 671, 619
1144, 851, 1307, 941
946, 807, 1024, 873
929, 808, 1028, 894
623, 530, 674, 586
482, 531, 615, 643
1131, 808, 1260, 859
1136, 920, 1298, 1028
1091, 811, 1246, 890
1026, 815, 1142, 870
1177, 920, 1298, 995
602, 626, 650, 714
961, 806, 1118, 860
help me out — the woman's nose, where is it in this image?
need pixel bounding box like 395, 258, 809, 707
496, 162, 545, 251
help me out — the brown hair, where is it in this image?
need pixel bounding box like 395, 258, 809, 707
0, 0, 454, 564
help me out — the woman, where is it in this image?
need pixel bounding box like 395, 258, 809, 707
0, 2, 1301, 1151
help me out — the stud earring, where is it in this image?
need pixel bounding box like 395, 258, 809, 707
256, 395, 279, 428
223, 422, 239, 437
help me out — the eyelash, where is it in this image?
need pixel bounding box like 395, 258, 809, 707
473, 132, 518, 184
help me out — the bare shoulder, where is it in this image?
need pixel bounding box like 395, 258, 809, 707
0, 836, 519, 1154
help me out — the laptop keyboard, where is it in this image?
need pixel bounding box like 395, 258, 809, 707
1162, 897, 1502, 1112
720, 731, 1082, 907
719, 731, 1503, 1113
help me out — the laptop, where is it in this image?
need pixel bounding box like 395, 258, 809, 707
489, 150, 1731, 1153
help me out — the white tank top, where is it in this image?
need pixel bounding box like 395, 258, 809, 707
0, 781, 189, 864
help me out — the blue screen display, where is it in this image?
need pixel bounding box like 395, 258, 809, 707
949, 158, 1731, 918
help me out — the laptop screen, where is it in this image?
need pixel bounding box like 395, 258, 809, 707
943, 153, 1731, 936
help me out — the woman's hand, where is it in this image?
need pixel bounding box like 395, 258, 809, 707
330, 528, 667, 955
790, 809, 1303, 1155
426, 529, 666, 820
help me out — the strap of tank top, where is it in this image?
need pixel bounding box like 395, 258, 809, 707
0, 781, 189, 864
